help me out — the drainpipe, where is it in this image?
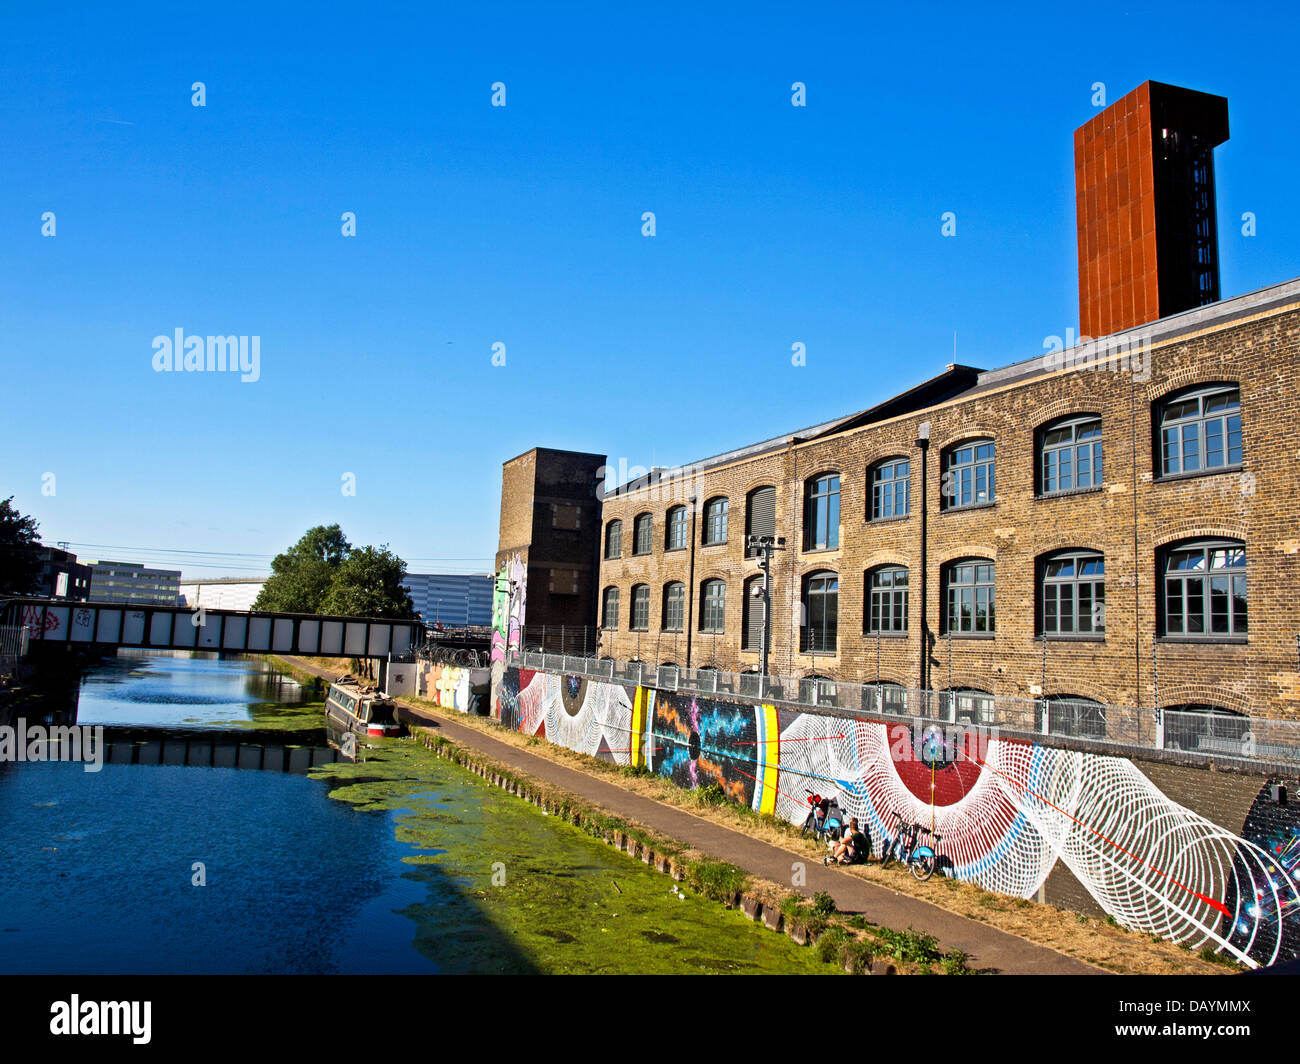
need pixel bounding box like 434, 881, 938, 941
916, 422, 931, 694
685, 496, 698, 669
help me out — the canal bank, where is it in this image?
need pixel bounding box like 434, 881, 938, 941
279, 656, 1136, 974
0, 652, 849, 975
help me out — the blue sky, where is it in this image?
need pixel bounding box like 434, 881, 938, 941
3, 1, 1297, 578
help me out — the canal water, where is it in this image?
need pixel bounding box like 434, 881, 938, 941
0, 653, 836, 975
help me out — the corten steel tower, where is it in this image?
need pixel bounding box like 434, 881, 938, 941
1075, 81, 1229, 338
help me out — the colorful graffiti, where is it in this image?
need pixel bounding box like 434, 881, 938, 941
492, 666, 1300, 968
420, 664, 474, 713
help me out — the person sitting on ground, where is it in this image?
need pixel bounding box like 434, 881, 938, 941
827, 818, 870, 865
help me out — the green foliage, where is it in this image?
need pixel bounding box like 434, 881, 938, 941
846, 915, 871, 930
816, 927, 848, 964
840, 938, 875, 974
683, 859, 749, 902
693, 783, 728, 806
939, 948, 973, 975
253, 524, 352, 613
0, 497, 42, 596
811, 890, 837, 916
320, 544, 415, 619
869, 925, 942, 965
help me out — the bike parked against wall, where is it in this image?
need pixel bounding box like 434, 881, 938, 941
801, 790, 845, 842
879, 810, 942, 881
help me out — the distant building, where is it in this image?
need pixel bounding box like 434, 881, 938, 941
178, 577, 265, 611
404, 573, 493, 627
34, 546, 91, 600
86, 560, 182, 606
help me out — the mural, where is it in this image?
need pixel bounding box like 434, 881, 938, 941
493, 666, 1300, 968
490, 554, 527, 716
498, 669, 635, 763
420, 664, 474, 713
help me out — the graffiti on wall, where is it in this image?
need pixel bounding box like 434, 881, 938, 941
420, 663, 474, 713
494, 666, 1300, 968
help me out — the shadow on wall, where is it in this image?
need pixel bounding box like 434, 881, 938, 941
493, 665, 1300, 970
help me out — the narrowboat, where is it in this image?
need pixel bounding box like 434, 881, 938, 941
324, 675, 404, 737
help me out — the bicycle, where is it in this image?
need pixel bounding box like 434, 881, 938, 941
878, 810, 942, 881
800, 790, 845, 842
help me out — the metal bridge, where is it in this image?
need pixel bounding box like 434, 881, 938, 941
1, 597, 419, 659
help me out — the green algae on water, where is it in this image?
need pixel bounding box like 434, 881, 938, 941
309, 739, 841, 975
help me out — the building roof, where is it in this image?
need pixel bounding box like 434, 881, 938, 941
603, 274, 1300, 500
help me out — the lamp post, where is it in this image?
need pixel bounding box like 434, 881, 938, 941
747, 534, 786, 698
916, 421, 931, 697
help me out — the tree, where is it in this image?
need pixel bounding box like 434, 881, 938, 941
252, 524, 352, 613
319, 545, 415, 619
0, 497, 42, 596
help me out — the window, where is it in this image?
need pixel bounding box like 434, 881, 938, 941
942, 440, 995, 509
804, 474, 840, 550
944, 560, 995, 634
1162, 704, 1250, 754
633, 513, 653, 555
870, 459, 910, 520
1037, 696, 1106, 740
1040, 550, 1105, 636
742, 575, 764, 651
665, 506, 688, 551
700, 579, 726, 632
866, 566, 908, 633
601, 586, 620, 629
802, 571, 838, 653
1162, 539, 1247, 637
745, 486, 776, 557
1158, 385, 1242, 477
1040, 416, 1103, 494
551, 502, 583, 530
871, 683, 908, 716
947, 688, 994, 725
604, 520, 622, 559
703, 498, 728, 545
799, 675, 838, 707
662, 582, 684, 631
630, 584, 650, 630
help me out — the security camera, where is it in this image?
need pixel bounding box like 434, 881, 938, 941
751, 585, 765, 598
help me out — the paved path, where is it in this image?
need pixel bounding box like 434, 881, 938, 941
288, 658, 1103, 975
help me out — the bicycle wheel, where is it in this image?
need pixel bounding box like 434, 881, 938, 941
912, 853, 936, 881
879, 840, 894, 869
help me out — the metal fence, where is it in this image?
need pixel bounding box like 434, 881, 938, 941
511, 649, 1300, 769
0, 625, 30, 673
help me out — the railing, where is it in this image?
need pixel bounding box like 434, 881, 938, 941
511, 649, 1300, 769
0, 624, 30, 673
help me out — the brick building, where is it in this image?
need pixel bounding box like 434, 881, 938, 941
495, 447, 607, 641
497, 81, 1300, 721
597, 278, 1300, 721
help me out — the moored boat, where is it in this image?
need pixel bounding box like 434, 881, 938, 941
324, 675, 404, 738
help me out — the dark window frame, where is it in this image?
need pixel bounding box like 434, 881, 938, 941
869, 458, 911, 521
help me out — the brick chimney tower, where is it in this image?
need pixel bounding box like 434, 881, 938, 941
1075, 81, 1229, 338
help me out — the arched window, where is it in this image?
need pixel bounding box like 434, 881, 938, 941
799, 674, 838, 707
1037, 695, 1106, 739
1160, 539, 1247, 638
942, 439, 995, 510
802, 571, 838, 653
601, 586, 620, 629
868, 682, 908, 716
943, 559, 995, 634
866, 566, 908, 633
742, 575, 764, 651
1162, 704, 1250, 754
745, 486, 776, 557
1038, 415, 1103, 494
1156, 384, 1242, 477
804, 473, 840, 550
630, 584, 650, 630
1039, 550, 1105, 636
604, 520, 622, 559
632, 514, 653, 555
700, 579, 726, 632
661, 582, 684, 631
869, 458, 910, 520
946, 688, 994, 725
665, 506, 688, 551
702, 497, 729, 545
